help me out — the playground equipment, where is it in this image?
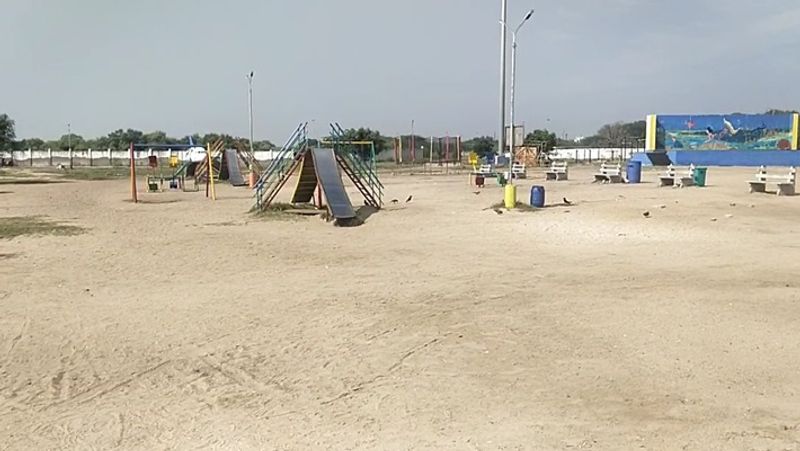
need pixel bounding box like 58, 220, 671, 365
393, 135, 462, 164
145, 156, 161, 192
253, 122, 383, 225
514, 146, 544, 167
190, 139, 256, 187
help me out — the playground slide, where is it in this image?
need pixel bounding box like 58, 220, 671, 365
291, 150, 318, 203
225, 149, 246, 186
311, 148, 356, 220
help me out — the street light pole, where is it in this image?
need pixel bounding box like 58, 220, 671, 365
498, 0, 508, 159
508, 10, 534, 186
247, 71, 255, 155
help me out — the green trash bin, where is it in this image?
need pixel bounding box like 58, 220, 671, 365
497, 173, 507, 186
693, 167, 708, 187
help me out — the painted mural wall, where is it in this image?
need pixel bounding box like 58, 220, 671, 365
655, 114, 798, 151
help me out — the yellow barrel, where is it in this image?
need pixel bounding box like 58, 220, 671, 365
504, 184, 517, 209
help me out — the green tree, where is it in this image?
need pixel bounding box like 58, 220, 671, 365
105, 129, 144, 149
463, 136, 496, 157
16, 138, 44, 150
0, 114, 16, 153
524, 129, 557, 152
201, 133, 238, 148
143, 130, 171, 144
341, 128, 386, 153
57, 134, 85, 150
252, 140, 275, 151
765, 109, 798, 115
340, 128, 388, 159
621, 121, 646, 140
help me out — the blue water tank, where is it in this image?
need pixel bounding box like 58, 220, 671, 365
530, 185, 545, 208
627, 160, 642, 184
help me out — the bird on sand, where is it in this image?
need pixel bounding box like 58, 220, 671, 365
390, 199, 399, 204
405, 195, 413, 203
563, 197, 572, 205
642, 211, 651, 218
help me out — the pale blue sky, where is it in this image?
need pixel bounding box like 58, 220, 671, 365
2, 0, 799, 141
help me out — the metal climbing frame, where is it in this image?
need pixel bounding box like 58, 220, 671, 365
328, 123, 384, 208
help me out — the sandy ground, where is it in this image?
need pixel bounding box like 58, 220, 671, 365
1, 165, 800, 450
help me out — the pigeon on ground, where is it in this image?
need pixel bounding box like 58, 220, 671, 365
642, 211, 651, 218
405, 195, 413, 203
390, 199, 399, 204
563, 197, 572, 205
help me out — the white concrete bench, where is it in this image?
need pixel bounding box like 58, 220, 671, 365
659, 164, 696, 187
748, 166, 796, 196
545, 161, 568, 181
472, 164, 496, 176
594, 162, 623, 183
511, 162, 527, 179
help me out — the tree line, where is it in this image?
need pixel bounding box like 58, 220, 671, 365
460, 121, 646, 158
0, 115, 275, 153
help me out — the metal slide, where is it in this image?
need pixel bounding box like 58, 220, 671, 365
291, 151, 318, 203
311, 147, 356, 220
225, 149, 246, 186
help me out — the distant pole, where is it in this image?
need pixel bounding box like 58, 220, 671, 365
411, 120, 416, 163
247, 71, 255, 155
67, 122, 73, 169
498, 0, 508, 157
398, 136, 404, 164
129, 142, 138, 203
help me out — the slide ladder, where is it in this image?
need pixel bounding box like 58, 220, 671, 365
329, 123, 384, 208
254, 123, 308, 210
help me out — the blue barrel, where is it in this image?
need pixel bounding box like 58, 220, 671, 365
626, 160, 642, 184
530, 185, 545, 208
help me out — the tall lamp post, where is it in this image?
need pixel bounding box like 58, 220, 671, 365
247, 71, 255, 155
504, 9, 534, 186
498, 0, 508, 159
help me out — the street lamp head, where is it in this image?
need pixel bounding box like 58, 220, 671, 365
514, 9, 535, 34
524, 9, 534, 22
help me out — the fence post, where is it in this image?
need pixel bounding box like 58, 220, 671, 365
29, 148, 33, 167
69, 148, 73, 169
88, 148, 93, 166
108, 148, 112, 166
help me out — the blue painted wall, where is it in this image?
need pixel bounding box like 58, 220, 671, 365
667, 150, 800, 167
658, 114, 795, 151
